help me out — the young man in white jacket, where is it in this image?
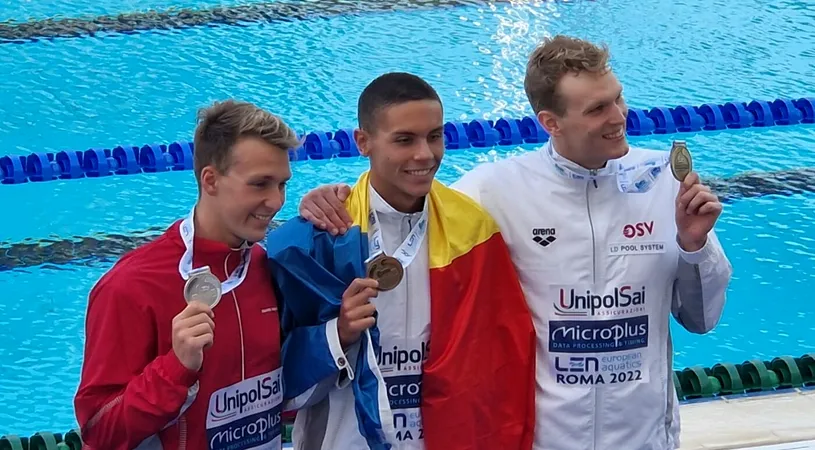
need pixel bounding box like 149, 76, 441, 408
296, 35, 733, 450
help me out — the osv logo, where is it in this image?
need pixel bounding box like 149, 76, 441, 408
623, 221, 653, 239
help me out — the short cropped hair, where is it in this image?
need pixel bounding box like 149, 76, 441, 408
524, 35, 611, 116
358, 72, 441, 131
193, 100, 300, 182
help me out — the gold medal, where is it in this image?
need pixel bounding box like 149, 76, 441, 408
365, 253, 404, 291
670, 140, 693, 182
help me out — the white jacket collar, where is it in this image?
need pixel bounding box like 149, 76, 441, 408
369, 183, 425, 219
543, 140, 621, 179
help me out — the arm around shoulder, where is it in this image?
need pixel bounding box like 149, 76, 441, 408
74, 278, 199, 449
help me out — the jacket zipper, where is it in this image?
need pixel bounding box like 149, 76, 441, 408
586, 176, 598, 450
179, 416, 187, 450
405, 216, 413, 336
586, 178, 597, 284
224, 254, 246, 380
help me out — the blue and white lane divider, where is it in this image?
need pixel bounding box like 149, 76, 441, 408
1, 96, 813, 185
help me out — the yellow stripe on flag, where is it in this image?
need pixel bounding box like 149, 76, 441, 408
344, 171, 500, 269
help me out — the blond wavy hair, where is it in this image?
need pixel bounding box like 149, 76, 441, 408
193, 99, 300, 181
524, 35, 611, 116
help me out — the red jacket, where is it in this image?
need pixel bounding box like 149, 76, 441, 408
74, 220, 283, 450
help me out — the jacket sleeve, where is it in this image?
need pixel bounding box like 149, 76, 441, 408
671, 229, 733, 334
280, 317, 360, 411
74, 278, 199, 449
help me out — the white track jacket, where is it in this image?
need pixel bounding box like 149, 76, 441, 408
450, 142, 733, 450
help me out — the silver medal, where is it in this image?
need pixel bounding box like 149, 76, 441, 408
183, 267, 222, 308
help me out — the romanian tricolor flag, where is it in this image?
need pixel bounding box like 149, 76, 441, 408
266, 171, 536, 450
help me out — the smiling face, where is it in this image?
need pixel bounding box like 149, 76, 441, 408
200, 136, 291, 245
539, 70, 629, 168
524, 35, 630, 169
356, 99, 445, 213
192, 100, 300, 247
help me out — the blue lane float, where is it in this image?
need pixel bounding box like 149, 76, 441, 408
1, 96, 814, 185
671, 105, 705, 133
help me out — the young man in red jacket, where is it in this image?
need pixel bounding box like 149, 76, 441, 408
73, 100, 301, 450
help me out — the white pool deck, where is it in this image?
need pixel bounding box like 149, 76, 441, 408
679, 387, 815, 450
282, 387, 814, 449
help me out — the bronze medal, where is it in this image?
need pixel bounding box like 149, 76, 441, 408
366, 254, 404, 291
670, 140, 693, 182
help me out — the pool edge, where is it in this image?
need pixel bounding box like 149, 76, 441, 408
679, 388, 815, 449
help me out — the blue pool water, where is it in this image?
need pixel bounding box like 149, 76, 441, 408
1, 0, 814, 437
0, 0, 261, 22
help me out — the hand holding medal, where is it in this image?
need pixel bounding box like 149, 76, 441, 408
171, 267, 222, 372
365, 252, 404, 292
171, 300, 215, 372
337, 278, 379, 350
669, 140, 693, 182
335, 189, 428, 349
671, 140, 723, 252
363, 197, 426, 291
174, 207, 252, 371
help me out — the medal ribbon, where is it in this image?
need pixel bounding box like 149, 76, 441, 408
178, 206, 252, 295
368, 197, 429, 270
544, 141, 670, 194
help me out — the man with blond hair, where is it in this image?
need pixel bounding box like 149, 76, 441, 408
447, 34, 732, 449
297, 35, 733, 450
75, 100, 299, 450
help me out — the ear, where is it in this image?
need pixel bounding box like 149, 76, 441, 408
354, 129, 371, 157
199, 165, 219, 196
537, 110, 562, 137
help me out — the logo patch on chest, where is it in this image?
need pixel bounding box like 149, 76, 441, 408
622, 221, 654, 239
608, 242, 666, 256
532, 227, 557, 247
611, 221, 666, 255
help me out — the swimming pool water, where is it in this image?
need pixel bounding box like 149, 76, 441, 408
1, 0, 814, 437
2, 0, 814, 156
0, 0, 264, 23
